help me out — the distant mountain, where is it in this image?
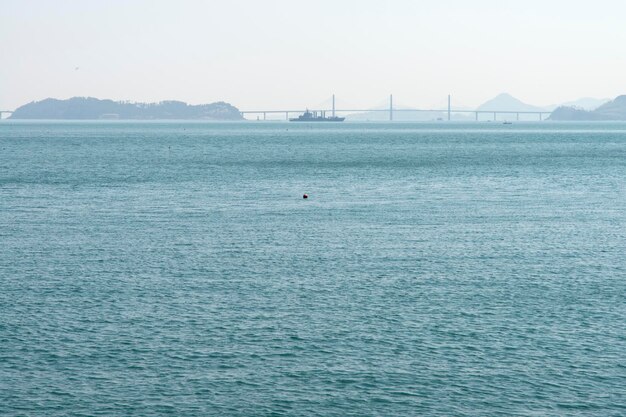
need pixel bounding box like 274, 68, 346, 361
593, 95, 626, 119
477, 93, 546, 112
548, 106, 604, 121
348, 112, 474, 121
549, 95, 626, 120
10, 97, 243, 120
546, 97, 610, 111
347, 110, 453, 121
346, 101, 473, 121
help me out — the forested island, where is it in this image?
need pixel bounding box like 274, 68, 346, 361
10, 97, 243, 120
550, 95, 626, 121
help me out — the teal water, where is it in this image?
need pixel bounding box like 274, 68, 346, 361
1, 121, 625, 416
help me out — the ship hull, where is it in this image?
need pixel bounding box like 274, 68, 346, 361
289, 117, 345, 122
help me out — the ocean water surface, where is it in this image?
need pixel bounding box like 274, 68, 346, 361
1, 121, 625, 416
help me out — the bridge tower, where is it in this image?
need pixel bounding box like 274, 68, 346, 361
389, 94, 393, 121
448, 95, 451, 121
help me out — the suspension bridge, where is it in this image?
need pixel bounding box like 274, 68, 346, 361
240, 95, 552, 121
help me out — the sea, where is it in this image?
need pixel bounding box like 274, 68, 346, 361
1, 121, 625, 416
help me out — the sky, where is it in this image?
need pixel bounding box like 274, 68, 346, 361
1, 0, 626, 111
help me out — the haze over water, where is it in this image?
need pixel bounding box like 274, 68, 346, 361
1, 121, 625, 416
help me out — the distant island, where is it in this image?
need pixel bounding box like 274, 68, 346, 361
10, 97, 243, 120
345, 93, 613, 122
549, 95, 626, 121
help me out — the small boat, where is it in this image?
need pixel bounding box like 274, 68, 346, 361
503, 121, 513, 125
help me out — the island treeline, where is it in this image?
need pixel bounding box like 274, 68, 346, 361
550, 95, 626, 121
10, 97, 243, 120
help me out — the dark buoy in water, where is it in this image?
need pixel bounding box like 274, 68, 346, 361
303, 194, 308, 199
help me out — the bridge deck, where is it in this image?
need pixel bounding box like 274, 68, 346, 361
241, 109, 551, 115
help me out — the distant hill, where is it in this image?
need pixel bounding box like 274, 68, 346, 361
477, 93, 546, 112
10, 97, 243, 120
546, 97, 609, 111
346, 111, 472, 121
348, 110, 449, 121
549, 95, 626, 121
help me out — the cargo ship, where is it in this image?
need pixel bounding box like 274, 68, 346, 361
290, 109, 345, 122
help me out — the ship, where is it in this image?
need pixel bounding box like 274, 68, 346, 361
290, 109, 345, 122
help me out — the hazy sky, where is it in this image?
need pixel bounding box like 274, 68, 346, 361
2, 0, 625, 111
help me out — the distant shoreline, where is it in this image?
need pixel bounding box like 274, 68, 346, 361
6, 93, 626, 122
